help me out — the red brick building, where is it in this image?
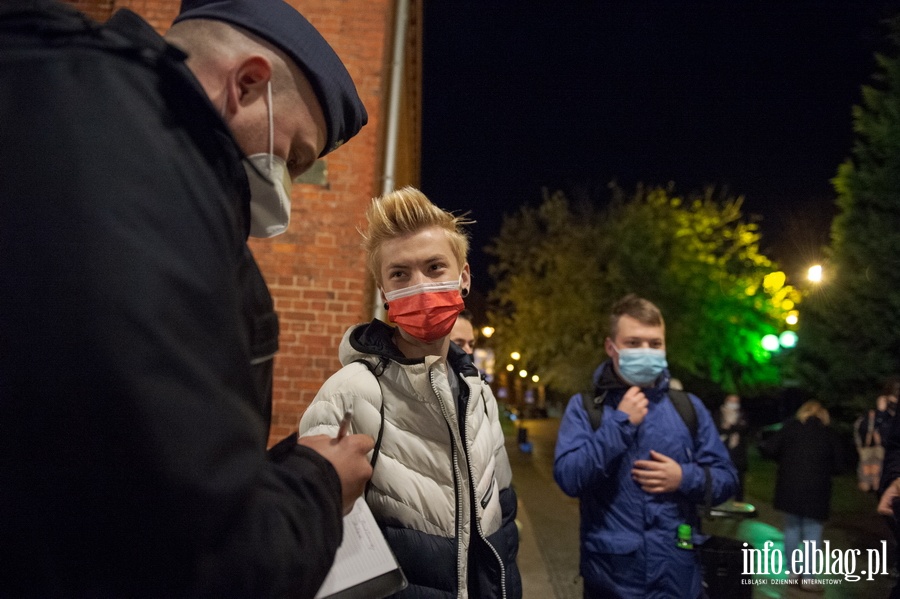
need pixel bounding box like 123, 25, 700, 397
69, 0, 423, 445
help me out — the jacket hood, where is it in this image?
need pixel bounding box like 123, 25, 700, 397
340, 319, 479, 377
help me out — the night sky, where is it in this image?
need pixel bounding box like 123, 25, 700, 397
420, 1, 900, 292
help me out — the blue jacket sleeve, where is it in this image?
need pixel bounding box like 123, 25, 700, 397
677, 395, 739, 505
553, 394, 637, 497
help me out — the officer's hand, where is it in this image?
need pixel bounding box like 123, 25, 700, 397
617, 386, 648, 425
299, 433, 374, 515
877, 478, 900, 516
632, 450, 683, 493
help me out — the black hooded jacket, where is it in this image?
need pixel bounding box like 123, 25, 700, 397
0, 4, 341, 597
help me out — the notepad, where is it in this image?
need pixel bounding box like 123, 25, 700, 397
314, 498, 407, 599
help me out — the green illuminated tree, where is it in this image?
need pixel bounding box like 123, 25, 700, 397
487, 185, 797, 397
797, 18, 900, 409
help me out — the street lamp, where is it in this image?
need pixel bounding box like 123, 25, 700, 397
808, 264, 823, 283
779, 330, 798, 348
481, 326, 495, 338
761, 334, 780, 352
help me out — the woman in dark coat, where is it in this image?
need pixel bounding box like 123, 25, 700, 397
760, 401, 842, 587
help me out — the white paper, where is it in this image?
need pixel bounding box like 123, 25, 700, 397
314, 498, 402, 599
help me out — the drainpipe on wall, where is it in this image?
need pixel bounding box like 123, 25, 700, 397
372, 0, 410, 321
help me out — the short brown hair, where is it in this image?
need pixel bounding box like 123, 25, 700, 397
609, 294, 664, 339
362, 187, 472, 285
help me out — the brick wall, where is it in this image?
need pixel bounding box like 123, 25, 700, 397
243, 0, 392, 444
66, 0, 421, 446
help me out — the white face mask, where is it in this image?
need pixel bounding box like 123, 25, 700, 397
243, 81, 293, 238
381, 277, 462, 302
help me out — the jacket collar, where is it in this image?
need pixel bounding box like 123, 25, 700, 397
348, 319, 479, 378
591, 360, 671, 403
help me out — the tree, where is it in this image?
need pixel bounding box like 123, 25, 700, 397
487, 185, 797, 397
797, 18, 900, 412
486, 190, 611, 392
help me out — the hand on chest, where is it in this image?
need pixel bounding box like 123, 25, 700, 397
629, 399, 695, 463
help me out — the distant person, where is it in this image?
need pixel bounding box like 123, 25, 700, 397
553, 294, 737, 599
0, 0, 375, 596
878, 379, 900, 444
300, 187, 521, 598
760, 401, 842, 592
714, 394, 750, 501
855, 400, 885, 493
450, 309, 477, 354
877, 380, 900, 597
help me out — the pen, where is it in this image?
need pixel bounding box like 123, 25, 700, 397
337, 409, 352, 440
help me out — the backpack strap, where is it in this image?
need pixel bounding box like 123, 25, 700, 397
352, 358, 388, 499
668, 388, 711, 523
581, 389, 606, 431
667, 388, 698, 439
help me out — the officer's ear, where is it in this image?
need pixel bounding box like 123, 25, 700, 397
220, 55, 272, 121
232, 55, 272, 106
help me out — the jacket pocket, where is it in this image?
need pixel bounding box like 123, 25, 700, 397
584, 531, 642, 555
481, 477, 495, 509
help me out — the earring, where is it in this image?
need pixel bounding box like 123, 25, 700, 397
461, 288, 469, 298
383, 302, 389, 311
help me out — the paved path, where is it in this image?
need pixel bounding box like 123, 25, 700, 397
506, 416, 898, 599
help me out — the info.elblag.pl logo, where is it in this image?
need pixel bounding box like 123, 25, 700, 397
742, 540, 889, 584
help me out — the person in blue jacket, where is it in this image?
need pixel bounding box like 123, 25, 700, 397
554, 294, 738, 599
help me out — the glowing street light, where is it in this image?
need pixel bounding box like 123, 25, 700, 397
779, 331, 798, 348
518, 369, 528, 378
808, 264, 823, 283
510, 351, 521, 361
761, 334, 780, 352
481, 326, 495, 338
531, 374, 540, 383
506, 364, 514, 372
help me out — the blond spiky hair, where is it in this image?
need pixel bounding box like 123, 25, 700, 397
362, 187, 472, 284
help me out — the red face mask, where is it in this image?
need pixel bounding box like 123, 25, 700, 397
384, 280, 465, 343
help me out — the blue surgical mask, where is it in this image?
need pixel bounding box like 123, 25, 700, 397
613, 345, 668, 386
